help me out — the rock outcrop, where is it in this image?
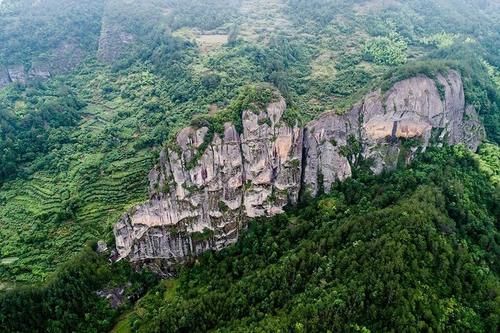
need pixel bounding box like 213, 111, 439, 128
0, 63, 51, 89
114, 71, 485, 269
302, 70, 484, 194
0, 67, 11, 89
115, 97, 303, 269
7, 65, 27, 84
28, 62, 51, 80
0, 43, 86, 90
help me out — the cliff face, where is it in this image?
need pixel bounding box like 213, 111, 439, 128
1, 62, 55, 87
114, 97, 304, 268
0, 67, 11, 88
0, 0, 167, 90
114, 71, 485, 269
303, 70, 484, 194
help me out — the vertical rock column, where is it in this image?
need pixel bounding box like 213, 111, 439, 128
241, 98, 303, 217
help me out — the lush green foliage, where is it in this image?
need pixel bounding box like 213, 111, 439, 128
0, 0, 499, 291
0, 0, 104, 67
363, 34, 408, 66
0, 82, 83, 183
114, 147, 500, 332
476, 143, 500, 186
0, 243, 156, 333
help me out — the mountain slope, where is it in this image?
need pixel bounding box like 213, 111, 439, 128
116, 146, 499, 332
0, 1, 498, 331
0, 0, 498, 291
0, 145, 498, 332
114, 70, 485, 270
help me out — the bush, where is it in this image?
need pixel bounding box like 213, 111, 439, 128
363, 34, 408, 66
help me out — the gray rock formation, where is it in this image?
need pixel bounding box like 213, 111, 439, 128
114, 70, 485, 268
28, 62, 51, 80
302, 71, 484, 193
97, 240, 109, 253
302, 106, 359, 197
0, 67, 11, 89
1, 63, 52, 89
115, 97, 303, 267
0, 43, 84, 90
7, 65, 27, 84
96, 287, 126, 309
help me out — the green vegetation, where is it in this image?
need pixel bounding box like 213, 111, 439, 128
363, 34, 408, 66
113, 147, 500, 332
0, 243, 156, 333
420, 33, 458, 49
0, 82, 83, 183
192, 228, 215, 242
476, 143, 500, 186
0, 3, 498, 330
189, 83, 278, 133
0, 0, 104, 67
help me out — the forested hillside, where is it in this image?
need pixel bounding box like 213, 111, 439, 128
115, 146, 500, 332
1, 146, 498, 332
1, 0, 498, 285
0, 0, 499, 332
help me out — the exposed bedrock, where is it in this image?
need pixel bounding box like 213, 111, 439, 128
114, 70, 485, 268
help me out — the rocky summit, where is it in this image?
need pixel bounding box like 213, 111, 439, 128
114, 70, 484, 271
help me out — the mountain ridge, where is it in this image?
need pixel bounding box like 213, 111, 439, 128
114, 69, 485, 271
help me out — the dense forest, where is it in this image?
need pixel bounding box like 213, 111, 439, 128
0, 0, 499, 332
1, 146, 498, 332
117, 146, 500, 332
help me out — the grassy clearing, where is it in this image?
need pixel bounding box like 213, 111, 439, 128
197, 34, 229, 53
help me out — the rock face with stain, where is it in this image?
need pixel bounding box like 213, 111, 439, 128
360, 71, 483, 173
115, 97, 303, 271
114, 71, 485, 269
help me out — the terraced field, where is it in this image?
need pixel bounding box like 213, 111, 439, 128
0, 66, 165, 284
0, 149, 155, 284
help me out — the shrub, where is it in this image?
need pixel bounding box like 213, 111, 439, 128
363, 34, 408, 66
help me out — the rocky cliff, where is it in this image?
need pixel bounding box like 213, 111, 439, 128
114, 70, 485, 270
0, 0, 167, 90
0, 62, 56, 89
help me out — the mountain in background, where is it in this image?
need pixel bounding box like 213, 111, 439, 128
0, 1, 498, 332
